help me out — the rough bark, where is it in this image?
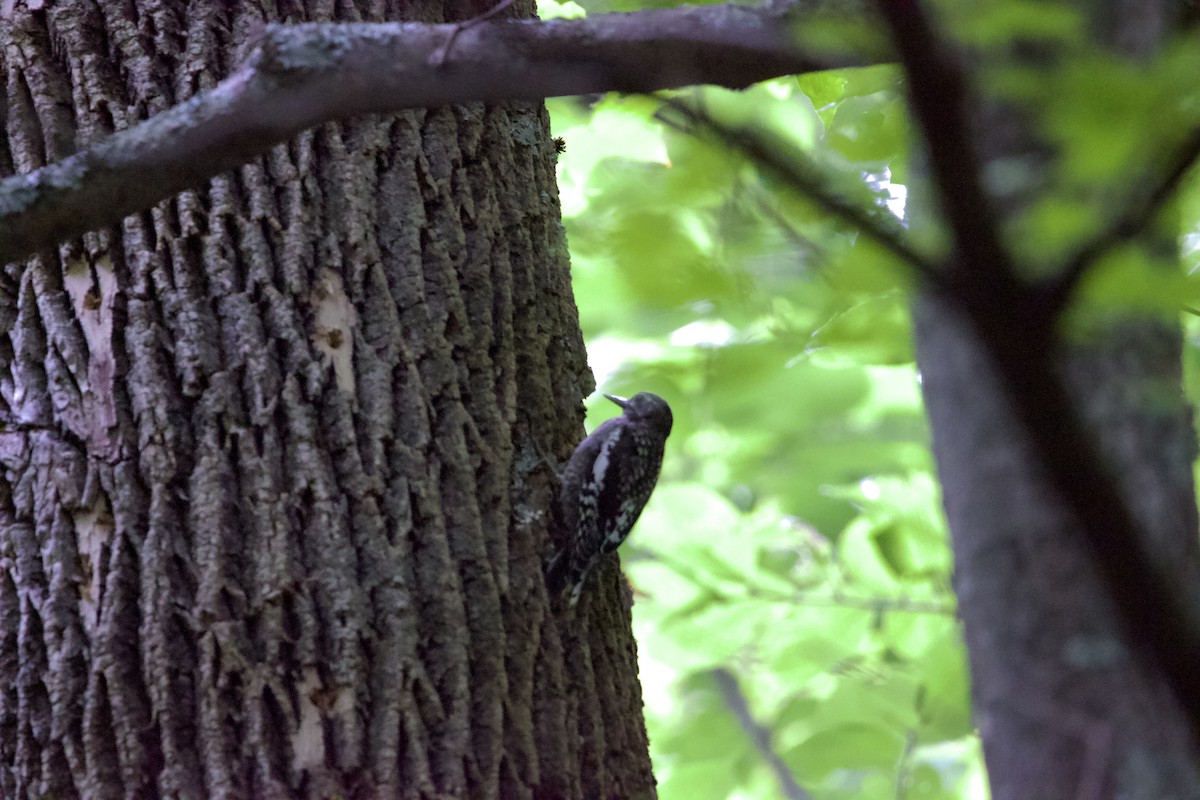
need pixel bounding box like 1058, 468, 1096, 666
912, 2, 1200, 797
0, 2, 654, 799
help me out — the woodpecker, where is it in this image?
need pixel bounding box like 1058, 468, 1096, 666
546, 392, 673, 607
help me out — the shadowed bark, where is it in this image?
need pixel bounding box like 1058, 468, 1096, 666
0, 2, 654, 798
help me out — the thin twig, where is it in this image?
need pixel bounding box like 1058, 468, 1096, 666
652, 549, 955, 615
659, 99, 944, 285
751, 190, 829, 275
431, 0, 516, 66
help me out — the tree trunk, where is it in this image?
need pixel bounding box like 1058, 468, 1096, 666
0, 3, 655, 799
917, 300, 1200, 798
914, 3, 1200, 797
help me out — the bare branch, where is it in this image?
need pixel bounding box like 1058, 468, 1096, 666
1044, 128, 1200, 311
0, 3, 868, 266
711, 668, 812, 800
659, 99, 943, 284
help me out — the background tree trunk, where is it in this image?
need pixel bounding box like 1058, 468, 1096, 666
0, 3, 656, 798
914, 2, 1200, 797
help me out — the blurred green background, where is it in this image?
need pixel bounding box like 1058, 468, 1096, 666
547, 45, 978, 800
543, 0, 1200, 796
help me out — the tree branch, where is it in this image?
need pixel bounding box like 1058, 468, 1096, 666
711, 668, 812, 800
1044, 127, 1200, 311
658, 100, 943, 285
875, 0, 1200, 742
0, 3, 869, 267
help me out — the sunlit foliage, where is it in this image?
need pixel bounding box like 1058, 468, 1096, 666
549, 75, 980, 800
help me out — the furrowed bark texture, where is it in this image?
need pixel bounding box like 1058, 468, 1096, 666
914, 2, 1200, 797
0, 2, 654, 799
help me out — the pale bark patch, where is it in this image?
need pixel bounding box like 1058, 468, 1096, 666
73, 494, 112, 637
310, 266, 358, 395
62, 255, 120, 458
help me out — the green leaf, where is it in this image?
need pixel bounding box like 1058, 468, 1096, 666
785, 723, 906, 781
827, 93, 907, 164
915, 631, 974, 742
1072, 245, 1199, 318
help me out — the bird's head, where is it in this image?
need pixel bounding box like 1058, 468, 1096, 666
604, 392, 673, 436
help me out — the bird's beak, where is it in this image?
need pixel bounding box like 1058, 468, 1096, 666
603, 393, 628, 408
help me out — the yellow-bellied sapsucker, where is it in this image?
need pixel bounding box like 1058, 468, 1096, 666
546, 392, 673, 607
